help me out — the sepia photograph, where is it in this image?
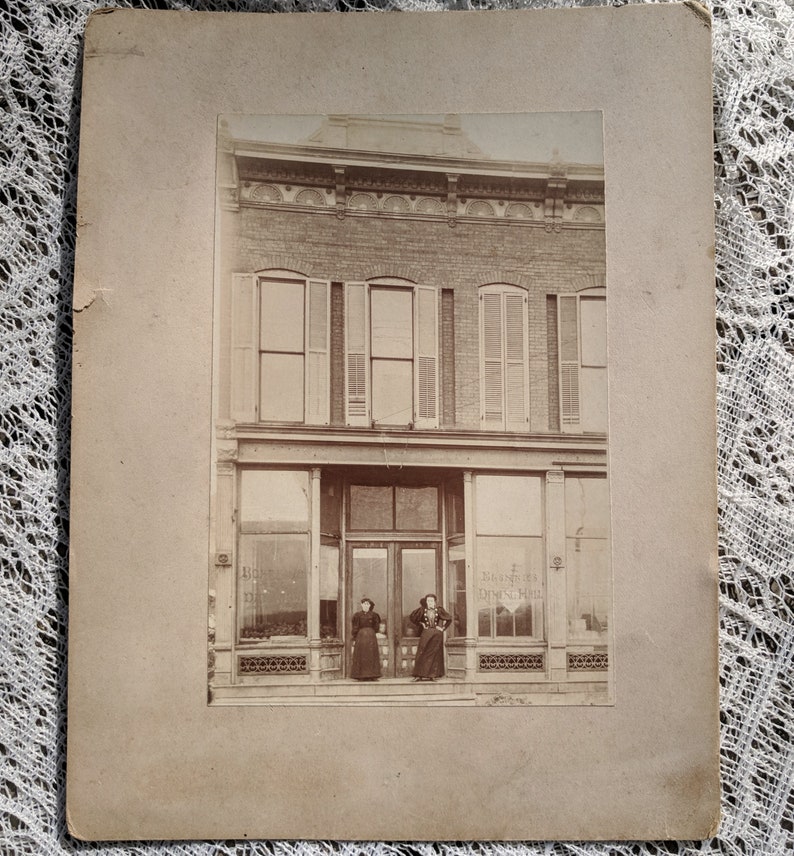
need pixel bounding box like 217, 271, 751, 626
209, 113, 611, 706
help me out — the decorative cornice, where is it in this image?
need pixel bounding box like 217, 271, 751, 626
238, 180, 605, 228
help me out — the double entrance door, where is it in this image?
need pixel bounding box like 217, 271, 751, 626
347, 541, 440, 678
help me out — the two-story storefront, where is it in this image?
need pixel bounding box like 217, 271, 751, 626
209, 115, 610, 705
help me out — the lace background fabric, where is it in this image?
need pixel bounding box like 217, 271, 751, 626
1, 0, 792, 852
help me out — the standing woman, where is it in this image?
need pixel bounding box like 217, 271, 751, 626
410, 593, 451, 681
350, 597, 382, 681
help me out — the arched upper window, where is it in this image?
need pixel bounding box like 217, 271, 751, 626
558, 286, 607, 433
479, 283, 529, 432
345, 277, 438, 429
230, 269, 330, 425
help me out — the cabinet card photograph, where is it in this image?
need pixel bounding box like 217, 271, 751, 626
209, 113, 611, 706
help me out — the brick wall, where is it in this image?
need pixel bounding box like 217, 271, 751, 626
229, 207, 605, 433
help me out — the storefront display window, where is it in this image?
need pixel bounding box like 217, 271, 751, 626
237, 470, 310, 641
320, 542, 340, 639
475, 475, 544, 639
565, 475, 609, 643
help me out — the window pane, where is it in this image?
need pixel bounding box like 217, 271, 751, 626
448, 539, 466, 637
351, 547, 387, 635
261, 280, 304, 352
320, 475, 342, 537
565, 476, 610, 538
580, 366, 608, 433
401, 548, 437, 633
238, 534, 308, 640
559, 296, 578, 362
371, 288, 413, 358
260, 353, 304, 422
476, 536, 544, 638
372, 359, 413, 425
567, 537, 609, 643
445, 479, 465, 536
395, 486, 439, 531
475, 475, 542, 536
349, 485, 393, 530
580, 297, 606, 367
320, 544, 340, 639
240, 470, 309, 530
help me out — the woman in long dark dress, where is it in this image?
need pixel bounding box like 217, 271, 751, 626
350, 597, 381, 680
410, 593, 451, 681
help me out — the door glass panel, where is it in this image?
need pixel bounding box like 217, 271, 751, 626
349, 486, 393, 530
401, 548, 437, 635
351, 547, 387, 635
395, 486, 439, 531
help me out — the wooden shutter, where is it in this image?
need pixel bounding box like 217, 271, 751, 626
558, 295, 580, 428
305, 279, 330, 425
414, 286, 438, 429
480, 291, 504, 428
504, 290, 529, 430
230, 273, 257, 423
345, 282, 369, 426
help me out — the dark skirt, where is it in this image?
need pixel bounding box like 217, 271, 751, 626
412, 627, 445, 678
351, 628, 381, 679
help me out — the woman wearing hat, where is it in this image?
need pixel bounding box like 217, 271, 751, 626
350, 597, 382, 681
410, 593, 452, 681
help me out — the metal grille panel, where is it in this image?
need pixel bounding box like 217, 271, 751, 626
567, 652, 609, 671
478, 653, 545, 671
239, 655, 307, 674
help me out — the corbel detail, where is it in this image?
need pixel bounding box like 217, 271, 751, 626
544, 172, 567, 233
334, 166, 346, 219
446, 173, 459, 227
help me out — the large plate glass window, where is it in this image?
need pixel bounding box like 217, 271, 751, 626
475, 474, 544, 639
237, 470, 310, 641
565, 475, 609, 643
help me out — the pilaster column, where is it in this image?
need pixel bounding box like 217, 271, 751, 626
463, 471, 477, 678
309, 468, 322, 680
546, 469, 567, 681
213, 460, 235, 685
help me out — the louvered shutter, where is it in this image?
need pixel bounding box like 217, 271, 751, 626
481, 291, 504, 428
504, 291, 529, 430
345, 282, 369, 426
305, 279, 330, 425
230, 273, 257, 422
414, 286, 438, 429
559, 295, 580, 428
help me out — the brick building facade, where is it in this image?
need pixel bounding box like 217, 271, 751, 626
209, 116, 610, 705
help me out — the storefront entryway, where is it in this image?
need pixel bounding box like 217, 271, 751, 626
347, 541, 440, 677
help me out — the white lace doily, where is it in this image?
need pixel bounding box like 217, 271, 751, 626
1, 0, 792, 853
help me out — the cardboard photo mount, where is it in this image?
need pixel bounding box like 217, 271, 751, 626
67, 5, 719, 841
